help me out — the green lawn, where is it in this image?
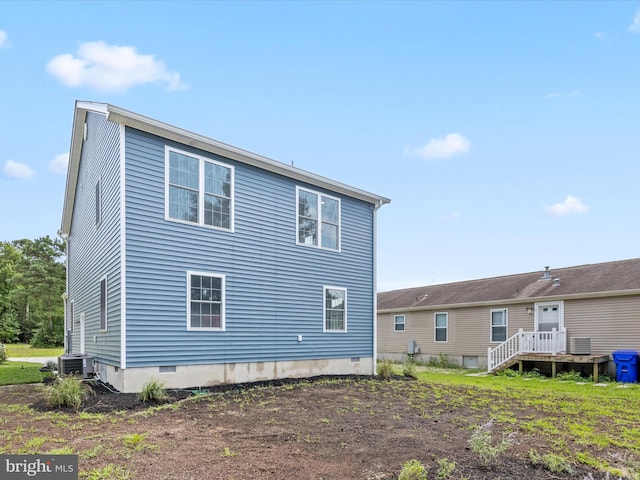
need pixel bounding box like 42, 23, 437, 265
3, 343, 63, 358
0, 360, 53, 386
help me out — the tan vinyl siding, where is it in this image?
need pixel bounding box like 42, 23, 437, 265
564, 295, 640, 355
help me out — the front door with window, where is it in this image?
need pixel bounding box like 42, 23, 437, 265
535, 302, 563, 332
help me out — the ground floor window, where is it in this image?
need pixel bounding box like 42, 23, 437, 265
491, 309, 508, 342
324, 286, 346, 332
187, 272, 225, 330
394, 314, 405, 332
434, 312, 448, 342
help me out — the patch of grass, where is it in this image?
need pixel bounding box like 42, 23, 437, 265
122, 433, 150, 451
436, 457, 456, 478
3, 343, 63, 358
222, 446, 238, 457
402, 361, 418, 379
137, 380, 169, 403
45, 375, 93, 410
0, 361, 52, 385
398, 459, 428, 480
80, 464, 132, 480
529, 449, 574, 474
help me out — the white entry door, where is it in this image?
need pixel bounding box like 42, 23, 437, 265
535, 301, 564, 332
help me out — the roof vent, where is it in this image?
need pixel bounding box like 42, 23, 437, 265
553, 278, 560, 287
540, 266, 552, 280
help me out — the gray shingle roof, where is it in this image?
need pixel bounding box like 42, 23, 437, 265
378, 258, 640, 311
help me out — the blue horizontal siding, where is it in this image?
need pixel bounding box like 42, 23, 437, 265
124, 128, 375, 367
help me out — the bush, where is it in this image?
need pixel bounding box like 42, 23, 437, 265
377, 359, 395, 380
45, 375, 93, 410
402, 361, 418, 379
0, 344, 7, 365
138, 380, 169, 403
30, 324, 64, 348
398, 459, 428, 480
468, 419, 515, 466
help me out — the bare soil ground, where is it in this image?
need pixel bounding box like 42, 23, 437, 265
1, 376, 606, 479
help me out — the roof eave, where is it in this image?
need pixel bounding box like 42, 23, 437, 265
378, 288, 640, 313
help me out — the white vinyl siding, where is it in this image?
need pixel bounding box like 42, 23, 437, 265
187, 272, 225, 331
434, 312, 448, 342
394, 314, 405, 332
324, 286, 347, 332
166, 147, 234, 231
297, 187, 340, 251
490, 308, 508, 342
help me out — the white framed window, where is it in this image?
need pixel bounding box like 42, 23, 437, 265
95, 178, 102, 227
394, 314, 405, 332
296, 187, 340, 251
99, 277, 107, 331
434, 312, 448, 342
166, 147, 234, 231
491, 308, 508, 342
324, 286, 347, 332
187, 271, 225, 331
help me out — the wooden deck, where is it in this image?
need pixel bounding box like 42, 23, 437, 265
514, 353, 611, 382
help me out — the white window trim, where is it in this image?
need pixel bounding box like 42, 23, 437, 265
434, 312, 448, 343
534, 300, 565, 331
99, 276, 107, 332
394, 314, 406, 332
165, 146, 235, 232
95, 177, 102, 228
296, 186, 341, 252
186, 271, 226, 332
323, 285, 347, 333
490, 308, 508, 343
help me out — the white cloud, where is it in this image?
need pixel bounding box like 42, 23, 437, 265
546, 91, 580, 100
3, 160, 35, 179
0, 30, 9, 48
443, 210, 461, 221
629, 10, 640, 33
46, 41, 187, 93
547, 195, 588, 216
406, 133, 470, 161
49, 153, 69, 174
595, 31, 607, 40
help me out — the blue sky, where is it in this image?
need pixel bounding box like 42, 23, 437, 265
1, 1, 639, 291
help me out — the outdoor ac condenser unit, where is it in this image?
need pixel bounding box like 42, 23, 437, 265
569, 337, 591, 355
58, 354, 95, 379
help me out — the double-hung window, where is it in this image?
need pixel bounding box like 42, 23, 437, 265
297, 187, 340, 251
491, 309, 508, 342
166, 148, 234, 230
324, 286, 346, 332
394, 314, 405, 332
434, 312, 447, 342
187, 272, 225, 331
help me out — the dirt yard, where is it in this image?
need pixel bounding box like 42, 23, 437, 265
0, 376, 613, 479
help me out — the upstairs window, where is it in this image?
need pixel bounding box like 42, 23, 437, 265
95, 178, 102, 227
491, 309, 508, 342
187, 272, 225, 331
166, 148, 234, 231
434, 312, 447, 342
394, 314, 405, 332
297, 187, 340, 251
324, 286, 346, 332
99, 277, 107, 331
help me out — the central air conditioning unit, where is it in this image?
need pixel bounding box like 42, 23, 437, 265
58, 354, 95, 379
569, 337, 591, 355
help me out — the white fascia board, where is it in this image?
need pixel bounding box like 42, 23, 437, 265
104, 104, 391, 207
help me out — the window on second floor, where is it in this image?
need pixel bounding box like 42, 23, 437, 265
434, 312, 448, 342
491, 309, 508, 342
99, 277, 107, 331
95, 178, 102, 227
166, 148, 234, 231
394, 314, 405, 332
297, 187, 340, 251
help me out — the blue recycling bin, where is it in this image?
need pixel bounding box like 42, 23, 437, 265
612, 350, 639, 383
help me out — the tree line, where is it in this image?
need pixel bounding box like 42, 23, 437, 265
0, 236, 65, 347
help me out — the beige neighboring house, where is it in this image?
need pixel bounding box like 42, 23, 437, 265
377, 258, 640, 375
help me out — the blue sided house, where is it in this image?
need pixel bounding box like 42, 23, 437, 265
59, 101, 390, 393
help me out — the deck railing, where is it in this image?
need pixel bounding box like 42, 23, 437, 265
487, 328, 566, 372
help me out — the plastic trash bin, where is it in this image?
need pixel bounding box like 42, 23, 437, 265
612, 350, 639, 383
